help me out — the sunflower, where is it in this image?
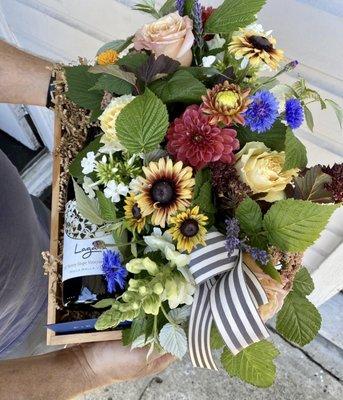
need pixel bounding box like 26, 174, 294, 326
228, 28, 284, 70
201, 81, 251, 126
124, 193, 146, 233
168, 206, 208, 253
136, 158, 194, 228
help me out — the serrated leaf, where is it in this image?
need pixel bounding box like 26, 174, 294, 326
64, 65, 103, 111
97, 191, 117, 221
276, 291, 321, 346
73, 179, 105, 225
149, 70, 206, 103
210, 324, 225, 350
68, 136, 102, 179
168, 305, 191, 324
192, 168, 215, 224
138, 54, 180, 84
89, 64, 136, 85
263, 199, 337, 252
236, 197, 263, 236
91, 74, 132, 95
97, 36, 133, 55
283, 128, 307, 171
293, 165, 332, 203
292, 267, 314, 296
116, 88, 169, 153
93, 298, 116, 308
236, 120, 287, 152
221, 340, 279, 388
303, 105, 314, 132
205, 0, 266, 35
159, 323, 188, 359
325, 99, 343, 128
122, 312, 148, 346
118, 52, 149, 74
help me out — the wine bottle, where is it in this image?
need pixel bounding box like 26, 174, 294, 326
62, 201, 115, 307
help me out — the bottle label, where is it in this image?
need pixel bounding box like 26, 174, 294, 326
62, 233, 115, 282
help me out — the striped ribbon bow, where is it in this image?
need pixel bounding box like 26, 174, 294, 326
188, 231, 270, 370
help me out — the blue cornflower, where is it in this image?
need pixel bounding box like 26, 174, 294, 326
285, 98, 304, 129
244, 91, 279, 133
102, 250, 128, 293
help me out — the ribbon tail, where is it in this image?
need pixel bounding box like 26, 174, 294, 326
188, 282, 218, 371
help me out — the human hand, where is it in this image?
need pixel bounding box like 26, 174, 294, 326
77, 341, 175, 388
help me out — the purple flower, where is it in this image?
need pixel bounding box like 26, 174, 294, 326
285, 98, 304, 129
192, 0, 204, 48
242, 244, 269, 266
225, 218, 240, 238
285, 60, 299, 72
102, 250, 128, 293
176, 0, 185, 15
244, 91, 279, 133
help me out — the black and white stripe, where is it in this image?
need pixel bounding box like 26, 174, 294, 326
188, 232, 270, 369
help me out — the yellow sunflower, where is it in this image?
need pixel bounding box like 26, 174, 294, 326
168, 206, 208, 253
97, 49, 119, 65
136, 158, 194, 228
228, 29, 284, 70
124, 193, 146, 233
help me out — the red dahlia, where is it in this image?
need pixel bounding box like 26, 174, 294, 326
166, 105, 239, 170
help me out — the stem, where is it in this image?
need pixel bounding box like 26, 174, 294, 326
160, 304, 175, 325
105, 239, 145, 248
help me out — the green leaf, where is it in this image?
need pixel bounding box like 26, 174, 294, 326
205, 0, 266, 35
183, 0, 195, 17
97, 36, 133, 55
192, 168, 215, 224
325, 99, 343, 129
64, 65, 103, 111
73, 179, 105, 225
276, 291, 321, 346
91, 74, 132, 95
221, 340, 279, 388
303, 105, 314, 132
68, 136, 102, 179
116, 88, 169, 153
236, 197, 263, 236
236, 120, 287, 152
262, 262, 282, 283
159, 0, 176, 16
97, 191, 117, 221
263, 199, 338, 252
149, 70, 206, 103
133, 1, 161, 18
89, 64, 136, 85
122, 312, 148, 346
118, 52, 149, 73
292, 267, 314, 296
93, 298, 116, 308
283, 128, 307, 171
210, 324, 225, 350
293, 165, 332, 203
159, 323, 188, 359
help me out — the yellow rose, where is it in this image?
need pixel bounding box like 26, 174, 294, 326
243, 254, 288, 322
235, 142, 299, 202
133, 12, 194, 66
98, 95, 134, 152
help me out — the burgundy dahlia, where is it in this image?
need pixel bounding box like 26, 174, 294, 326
322, 163, 343, 203
166, 105, 240, 170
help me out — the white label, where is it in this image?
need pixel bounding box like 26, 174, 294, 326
62, 233, 115, 282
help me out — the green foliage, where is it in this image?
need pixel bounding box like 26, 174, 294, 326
159, 323, 188, 359
303, 105, 314, 132
92, 298, 117, 308
122, 312, 150, 346
263, 199, 337, 252
205, 0, 266, 35
183, 0, 196, 17
293, 165, 332, 203
192, 168, 215, 225
68, 136, 102, 179
138, 54, 180, 84
221, 340, 279, 388
236, 197, 263, 236
159, 0, 176, 16
276, 291, 321, 346
133, 0, 161, 19
89, 64, 136, 85
149, 70, 206, 103
262, 262, 282, 283
283, 128, 307, 171
292, 267, 314, 296
118, 52, 149, 73
97, 191, 117, 221
73, 179, 104, 225
210, 324, 225, 350
97, 36, 133, 55
91, 74, 132, 96
64, 66, 103, 115
325, 99, 343, 129
115, 88, 169, 154
236, 120, 287, 152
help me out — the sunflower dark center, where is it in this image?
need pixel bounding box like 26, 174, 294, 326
132, 203, 142, 219
249, 35, 273, 52
180, 219, 199, 237
150, 180, 175, 205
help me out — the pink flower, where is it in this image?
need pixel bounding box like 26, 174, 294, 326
167, 105, 239, 169
133, 12, 194, 67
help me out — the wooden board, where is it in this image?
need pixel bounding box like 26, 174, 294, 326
46, 111, 122, 345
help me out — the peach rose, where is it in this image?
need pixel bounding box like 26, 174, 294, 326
243, 254, 288, 322
133, 12, 194, 66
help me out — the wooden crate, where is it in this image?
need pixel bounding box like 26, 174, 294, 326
46, 111, 122, 345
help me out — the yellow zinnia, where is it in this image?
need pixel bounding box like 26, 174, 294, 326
97, 49, 119, 65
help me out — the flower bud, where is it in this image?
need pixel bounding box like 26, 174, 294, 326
153, 282, 164, 295
126, 258, 144, 274
142, 293, 161, 315
142, 257, 159, 276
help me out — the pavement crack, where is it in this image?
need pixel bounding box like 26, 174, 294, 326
138, 377, 162, 400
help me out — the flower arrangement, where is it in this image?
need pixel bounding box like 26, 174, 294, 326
61, 0, 342, 388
